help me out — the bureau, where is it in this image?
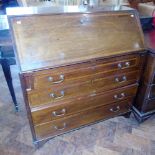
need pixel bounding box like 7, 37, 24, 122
8, 6, 146, 146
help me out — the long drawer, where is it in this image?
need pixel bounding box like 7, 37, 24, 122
34, 99, 131, 140
24, 54, 142, 91
31, 84, 137, 125
27, 71, 139, 107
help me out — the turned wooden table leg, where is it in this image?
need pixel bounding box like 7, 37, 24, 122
1, 58, 18, 111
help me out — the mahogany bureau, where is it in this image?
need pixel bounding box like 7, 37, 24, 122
8, 6, 146, 146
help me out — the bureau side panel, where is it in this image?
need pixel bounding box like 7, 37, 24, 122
19, 73, 37, 143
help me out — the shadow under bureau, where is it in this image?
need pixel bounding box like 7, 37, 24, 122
8, 6, 146, 146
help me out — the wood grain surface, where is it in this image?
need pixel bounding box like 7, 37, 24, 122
31, 84, 137, 125
10, 12, 145, 72
9, 9, 146, 145
34, 99, 132, 140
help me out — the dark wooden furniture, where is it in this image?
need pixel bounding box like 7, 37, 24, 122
0, 46, 18, 111
132, 28, 155, 122
0, 15, 18, 111
8, 6, 146, 146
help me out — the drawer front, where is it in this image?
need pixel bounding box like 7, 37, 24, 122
93, 54, 141, 74
32, 62, 93, 90
28, 81, 94, 107
34, 99, 131, 140
31, 84, 137, 125
25, 54, 142, 90
92, 70, 140, 93
27, 69, 139, 107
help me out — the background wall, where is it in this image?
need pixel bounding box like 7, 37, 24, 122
128, 0, 155, 8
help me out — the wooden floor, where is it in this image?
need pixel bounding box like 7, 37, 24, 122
0, 65, 155, 155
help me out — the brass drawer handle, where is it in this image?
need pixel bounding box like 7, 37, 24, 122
49, 90, 64, 99
117, 62, 130, 69
52, 108, 66, 117
48, 74, 64, 84
114, 93, 125, 100
117, 63, 122, 69
53, 122, 66, 131
125, 62, 130, 67
110, 106, 120, 113
115, 76, 127, 83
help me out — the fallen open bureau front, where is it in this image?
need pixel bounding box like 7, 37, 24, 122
8, 6, 146, 146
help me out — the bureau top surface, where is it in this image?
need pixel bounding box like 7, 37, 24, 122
8, 6, 145, 72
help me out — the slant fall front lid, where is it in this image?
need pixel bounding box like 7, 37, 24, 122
8, 6, 145, 72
